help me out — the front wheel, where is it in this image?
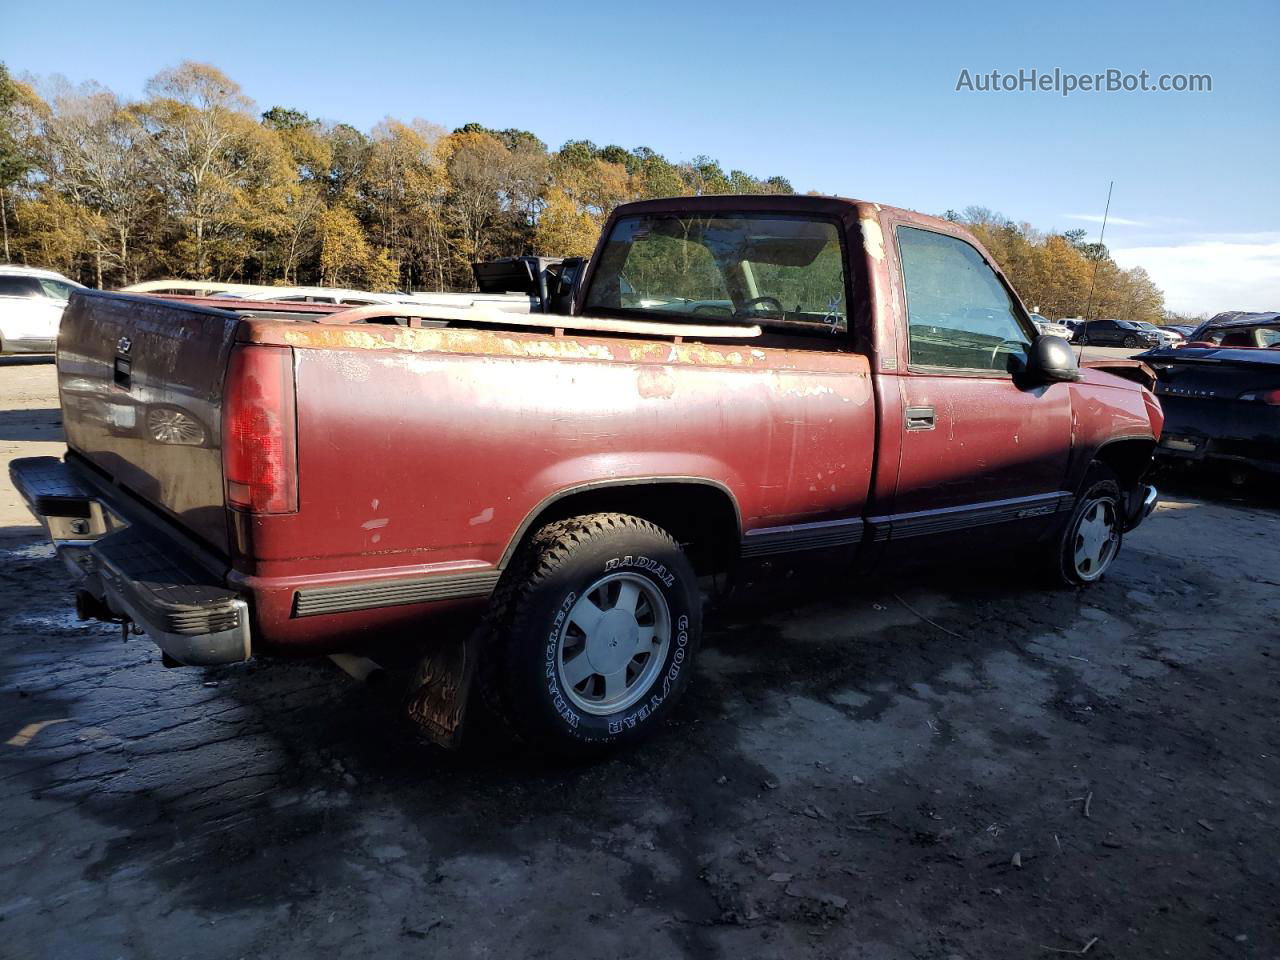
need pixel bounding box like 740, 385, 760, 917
485, 513, 701, 756
1048, 465, 1124, 586
1123, 335, 1139, 348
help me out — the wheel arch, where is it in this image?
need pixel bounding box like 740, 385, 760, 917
1090, 436, 1157, 492
499, 478, 743, 576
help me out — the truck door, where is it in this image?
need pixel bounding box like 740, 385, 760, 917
880, 226, 1073, 543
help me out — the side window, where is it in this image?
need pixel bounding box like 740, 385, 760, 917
37, 279, 76, 300
897, 226, 1031, 372
0, 276, 41, 298
37, 277, 76, 300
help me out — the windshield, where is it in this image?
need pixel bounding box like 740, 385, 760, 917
583, 214, 847, 332
1201, 324, 1280, 347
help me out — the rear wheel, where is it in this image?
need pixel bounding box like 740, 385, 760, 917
1048, 464, 1124, 586
483, 513, 701, 757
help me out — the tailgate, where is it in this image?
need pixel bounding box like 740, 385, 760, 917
57, 290, 240, 555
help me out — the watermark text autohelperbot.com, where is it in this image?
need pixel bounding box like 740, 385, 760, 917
955, 68, 1212, 96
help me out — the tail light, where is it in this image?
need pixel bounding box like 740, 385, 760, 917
222, 345, 298, 513
1239, 389, 1280, 405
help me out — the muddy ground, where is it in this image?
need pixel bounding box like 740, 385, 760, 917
0, 357, 1276, 959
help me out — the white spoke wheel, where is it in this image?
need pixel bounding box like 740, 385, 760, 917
1071, 499, 1119, 581
557, 572, 672, 715
1049, 463, 1126, 587
482, 512, 701, 756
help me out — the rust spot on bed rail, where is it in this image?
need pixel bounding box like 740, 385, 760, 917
237, 318, 861, 373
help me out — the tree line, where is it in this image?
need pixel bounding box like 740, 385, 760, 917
0, 60, 1165, 322
950, 208, 1166, 324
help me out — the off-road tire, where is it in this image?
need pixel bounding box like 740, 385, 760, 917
480, 513, 701, 757
1048, 463, 1124, 587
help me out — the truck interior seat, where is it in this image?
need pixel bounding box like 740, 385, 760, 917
1219, 330, 1257, 347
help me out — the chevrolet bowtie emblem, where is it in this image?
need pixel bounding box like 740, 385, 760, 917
117, 336, 132, 354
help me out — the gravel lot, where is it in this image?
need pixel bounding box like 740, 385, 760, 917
1, 356, 1277, 960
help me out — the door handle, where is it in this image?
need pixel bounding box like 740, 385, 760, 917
905, 406, 935, 431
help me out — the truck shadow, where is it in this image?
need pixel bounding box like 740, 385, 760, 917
0, 514, 1223, 948
0, 355, 55, 367
0, 407, 64, 442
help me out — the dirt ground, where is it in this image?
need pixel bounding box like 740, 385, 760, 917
0, 356, 1277, 960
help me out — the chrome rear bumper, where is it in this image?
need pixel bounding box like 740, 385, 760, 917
9, 456, 251, 666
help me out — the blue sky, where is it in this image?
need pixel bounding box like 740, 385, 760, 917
5, 0, 1277, 313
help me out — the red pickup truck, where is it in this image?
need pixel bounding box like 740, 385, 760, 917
13, 195, 1161, 756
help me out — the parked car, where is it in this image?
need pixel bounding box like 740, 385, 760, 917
1073, 318, 1162, 348
1133, 321, 1181, 346
12, 194, 1162, 757
1140, 312, 1280, 478
0, 265, 84, 353
1165, 324, 1198, 339
1029, 313, 1074, 339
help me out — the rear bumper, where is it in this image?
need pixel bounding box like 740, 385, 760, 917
1155, 435, 1280, 473
9, 456, 251, 665
1153, 398, 1280, 473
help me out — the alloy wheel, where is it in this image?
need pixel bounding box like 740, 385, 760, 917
556, 572, 672, 715
1072, 499, 1119, 581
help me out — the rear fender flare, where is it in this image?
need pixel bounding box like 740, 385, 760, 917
498, 476, 743, 572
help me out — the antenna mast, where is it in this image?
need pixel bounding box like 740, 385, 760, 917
1082, 180, 1114, 324
1078, 181, 1114, 361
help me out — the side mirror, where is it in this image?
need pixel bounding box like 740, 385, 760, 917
547, 256, 586, 316
1024, 334, 1081, 384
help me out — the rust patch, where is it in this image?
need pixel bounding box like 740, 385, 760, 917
861, 216, 886, 262
636, 367, 676, 399
243, 318, 864, 374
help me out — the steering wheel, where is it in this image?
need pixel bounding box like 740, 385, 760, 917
990, 338, 1027, 370
741, 295, 784, 316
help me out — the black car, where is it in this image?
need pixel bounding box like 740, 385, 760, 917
1140, 311, 1280, 478
1073, 317, 1162, 348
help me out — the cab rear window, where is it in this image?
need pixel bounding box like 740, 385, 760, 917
583, 214, 848, 336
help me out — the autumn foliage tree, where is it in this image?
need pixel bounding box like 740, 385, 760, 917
0, 58, 1164, 322
963, 211, 1165, 324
